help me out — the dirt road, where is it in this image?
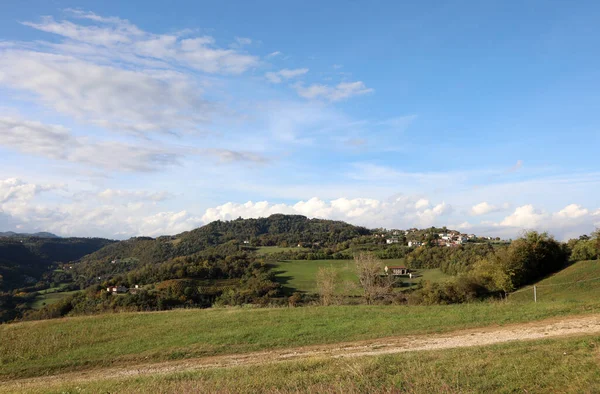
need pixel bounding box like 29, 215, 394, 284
5, 314, 600, 391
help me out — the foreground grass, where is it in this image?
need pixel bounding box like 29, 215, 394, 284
8, 334, 600, 393
272, 258, 450, 294
511, 260, 600, 303
2, 300, 599, 380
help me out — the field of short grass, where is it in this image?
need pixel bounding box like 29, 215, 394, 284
5, 334, 600, 393
271, 258, 451, 295
2, 300, 599, 380
256, 246, 309, 254
30, 290, 79, 310
510, 260, 600, 303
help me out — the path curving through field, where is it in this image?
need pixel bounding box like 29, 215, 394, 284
4, 314, 600, 391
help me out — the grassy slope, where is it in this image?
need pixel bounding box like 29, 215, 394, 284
510, 260, 600, 302
256, 246, 309, 254
30, 290, 79, 310
272, 258, 451, 294
11, 334, 600, 394
2, 300, 599, 380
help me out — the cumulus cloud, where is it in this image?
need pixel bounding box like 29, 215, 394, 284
0, 178, 58, 204
483, 203, 599, 240
470, 201, 508, 216
201, 196, 452, 228
500, 205, 547, 227
0, 178, 201, 238
293, 81, 373, 101
554, 204, 589, 219
265, 68, 309, 83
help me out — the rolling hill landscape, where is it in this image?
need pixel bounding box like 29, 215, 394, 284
3, 2, 600, 392
1, 215, 599, 392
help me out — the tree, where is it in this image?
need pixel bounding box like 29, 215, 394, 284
354, 252, 394, 304
316, 266, 338, 306
571, 240, 598, 261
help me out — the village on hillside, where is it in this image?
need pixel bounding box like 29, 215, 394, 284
373, 228, 507, 248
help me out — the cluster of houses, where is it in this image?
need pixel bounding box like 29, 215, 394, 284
106, 284, 142, 294
377, 229, 488, 248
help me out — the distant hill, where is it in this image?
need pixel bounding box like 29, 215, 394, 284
0, 231, 59, 238
75, 214, 371, 279
0, 237, 116, 291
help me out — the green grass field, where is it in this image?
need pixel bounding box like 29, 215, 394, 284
30, 290, 79, 310
256, 246, 309, 254
2, 300, 599, 380
271, 259, 451, 295
9, 334, 599, 393
510, 260, 600, 303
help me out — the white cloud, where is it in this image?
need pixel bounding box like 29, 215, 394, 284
0, 178, 58, 204
0, 117, 182, 172
97, 189, 171, 202
294, 81, 373, 101
265, 68, 309, 83
0, 50, 210, 136
554, 204, 589, 219
0, 117, 268, 170
20, 12, 258, 74
0, 177, 201, 238
470, 201, 506, 216
500, 205, 547, 227
201, 195, 452, 228
266, 51, 281, 58
415, 198, 430, 209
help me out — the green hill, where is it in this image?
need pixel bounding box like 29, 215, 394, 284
0, 237, 115, 291
510, 260, 600, 302
272, 258, 451, 295
75, 214, 371, 280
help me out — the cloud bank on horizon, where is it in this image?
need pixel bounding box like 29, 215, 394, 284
0, 6, 599, 240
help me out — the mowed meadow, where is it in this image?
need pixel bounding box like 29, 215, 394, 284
510, 260, 600, 303
270, 257, 451, 295
2, 299, 600, 381
9, 334, 600, 393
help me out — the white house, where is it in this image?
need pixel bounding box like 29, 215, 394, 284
386, 237, 400, 244
408, 240, 422, 247
385, 265, 410, 276
106, 286, 127, 294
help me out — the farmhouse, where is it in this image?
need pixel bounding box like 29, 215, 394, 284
106, 286, 128, 294
385, 265, 410, 276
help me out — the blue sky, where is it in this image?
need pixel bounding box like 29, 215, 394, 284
0, 0, 599, 239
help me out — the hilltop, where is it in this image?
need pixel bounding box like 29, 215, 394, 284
0, 231, 59, 238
